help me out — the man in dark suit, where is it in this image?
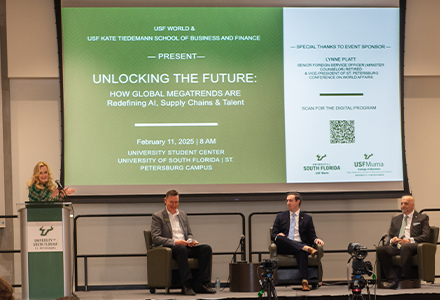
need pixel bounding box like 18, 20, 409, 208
271, 192, 324, 291
376, 195, 430, 289
151, 189, 215, 295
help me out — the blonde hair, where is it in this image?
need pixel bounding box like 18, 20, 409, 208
27, 161, 56, 191
0, 278, 14, 300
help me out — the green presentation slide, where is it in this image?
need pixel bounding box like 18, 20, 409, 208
62, 5, 405, 195
62, 7, 286, 186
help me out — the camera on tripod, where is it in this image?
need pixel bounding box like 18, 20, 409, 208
347, 243, 373, 300
347, 243, 373, 276
258, 260, 278, 300
261, 259, 277, 273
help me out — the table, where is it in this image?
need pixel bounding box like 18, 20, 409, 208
229, 262, 262, 292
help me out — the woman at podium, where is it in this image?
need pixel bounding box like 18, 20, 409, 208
27, 161, 75, 202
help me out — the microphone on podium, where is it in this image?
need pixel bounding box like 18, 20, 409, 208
55, 180, 68, 199
55, 180, 63, 190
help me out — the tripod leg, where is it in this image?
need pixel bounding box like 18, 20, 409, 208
271, 283, 278, 300
268, 278, 277, 300
267, 280, 271, 300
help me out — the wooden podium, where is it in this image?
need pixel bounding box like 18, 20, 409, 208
19, 202, 72, 300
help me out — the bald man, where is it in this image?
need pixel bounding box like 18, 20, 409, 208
376, 195, 430, 289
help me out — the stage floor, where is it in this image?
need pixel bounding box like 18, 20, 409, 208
15, 283, 440, 300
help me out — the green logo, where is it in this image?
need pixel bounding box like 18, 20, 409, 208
364, 153, 373, 159
316, 154, 327, 161
39, 226, 54, 236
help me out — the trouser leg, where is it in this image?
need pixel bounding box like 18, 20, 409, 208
376, 245, 400, 281
399, 243, 417, 278
275, 236, 309, 280
296, 250, 309, 280
171, 245, 192, 284
187, 244, 212, 284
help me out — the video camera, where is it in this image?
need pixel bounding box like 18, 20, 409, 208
348, 243, 368, 259
261, 259, 277, 272
347, 243, 373, 300
347, 243, 373, 276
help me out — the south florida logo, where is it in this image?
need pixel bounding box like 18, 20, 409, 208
39, 226, 54, 236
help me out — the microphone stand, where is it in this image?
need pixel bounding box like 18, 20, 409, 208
56, 181, 68, 201
240, 235, 246, 262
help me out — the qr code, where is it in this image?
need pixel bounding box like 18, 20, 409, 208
330, 120, 355, 144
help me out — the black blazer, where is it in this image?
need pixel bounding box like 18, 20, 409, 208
271, 210, 318, 246
387, 210, 430, 244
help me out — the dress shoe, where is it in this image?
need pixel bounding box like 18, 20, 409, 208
204, 283, 217, 293
386, 281, 399, 290
193, 283, 216, 294
182, 286, 196, 295
306, 247, 318, 258
302, 281, 310, 291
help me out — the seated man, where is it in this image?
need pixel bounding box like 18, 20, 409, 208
271, 192, 324, 291
376, 195, 430, 289
151, 189, 216, 295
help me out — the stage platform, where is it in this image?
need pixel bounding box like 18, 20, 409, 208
15, 283, 440, 300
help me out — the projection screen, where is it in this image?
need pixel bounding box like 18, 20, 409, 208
58, 0, 408, 199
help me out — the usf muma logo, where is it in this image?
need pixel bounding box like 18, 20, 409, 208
316, 154, 326, 161
39, 226, 54, 236
364, 153, 373, 159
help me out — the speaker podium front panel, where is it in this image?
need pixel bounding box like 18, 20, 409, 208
19, 203, 72, 300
